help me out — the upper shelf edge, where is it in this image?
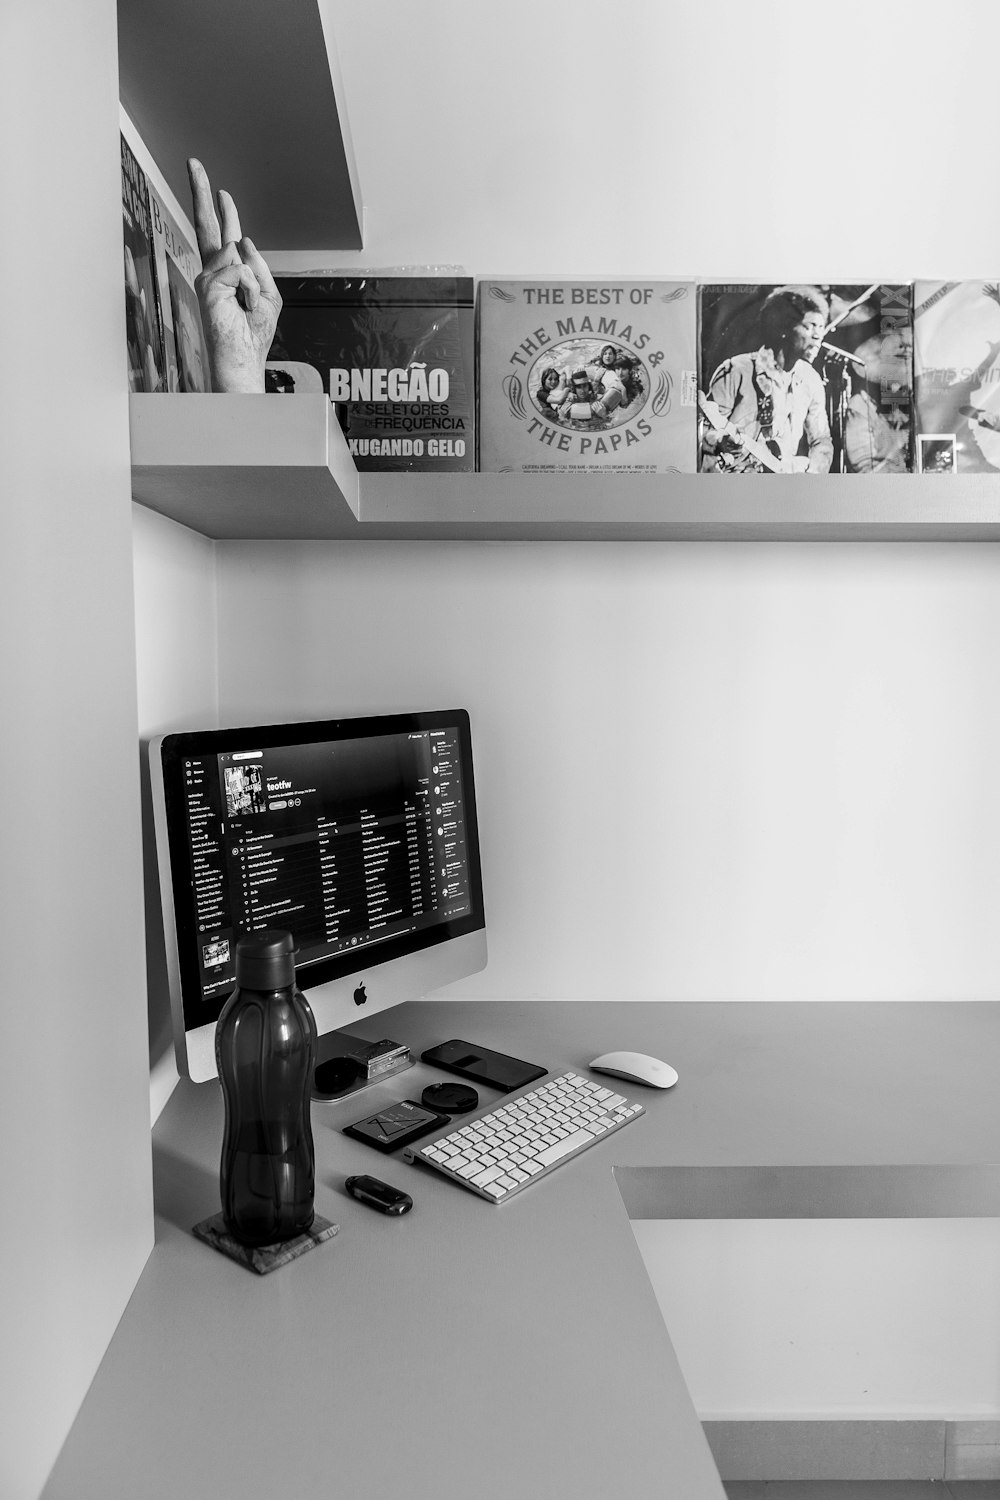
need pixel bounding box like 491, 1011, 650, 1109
117, 0, 363, 250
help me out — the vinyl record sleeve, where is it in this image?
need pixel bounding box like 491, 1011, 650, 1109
698, 283, 913, 474
269, 276, 475, 472
120, 112, 211, 394
913, 280, 1000, 472
121, 133, 166, 393
149, 185, 211, 393
477, 280, 697, 473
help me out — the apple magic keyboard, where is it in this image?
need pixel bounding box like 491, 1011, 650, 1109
403, 1069, 644, 1203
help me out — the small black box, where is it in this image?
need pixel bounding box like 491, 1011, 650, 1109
343, 1099, 449, 1154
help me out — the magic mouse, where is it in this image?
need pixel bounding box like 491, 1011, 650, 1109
588, 1051, 678, 1089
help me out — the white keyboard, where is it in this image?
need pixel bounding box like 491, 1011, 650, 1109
403, 1070, 644, 1203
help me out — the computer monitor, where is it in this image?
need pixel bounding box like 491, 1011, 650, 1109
150, 709, 487, 1088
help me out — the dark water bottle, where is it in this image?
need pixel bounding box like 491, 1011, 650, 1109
215, 930, 317, 1246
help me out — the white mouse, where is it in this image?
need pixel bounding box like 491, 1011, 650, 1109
588, 1051, 678, 1089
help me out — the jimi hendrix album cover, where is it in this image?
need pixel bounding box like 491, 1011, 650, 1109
913, 280, 1000, 473
268, 276, 475, 472
698, 283, 913, 474
477, 280, 697, 473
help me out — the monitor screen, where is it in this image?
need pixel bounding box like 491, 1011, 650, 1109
151, 709, 486, 1082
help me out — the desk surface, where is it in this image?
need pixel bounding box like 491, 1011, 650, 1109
42, 1000, 1000, 1499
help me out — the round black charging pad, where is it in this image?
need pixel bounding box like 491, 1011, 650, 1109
422, 1082, 479, 1115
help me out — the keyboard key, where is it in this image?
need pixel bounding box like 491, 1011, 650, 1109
536, 1128, 596, 1166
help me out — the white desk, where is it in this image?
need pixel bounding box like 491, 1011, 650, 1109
42, 1000, 1000, 1498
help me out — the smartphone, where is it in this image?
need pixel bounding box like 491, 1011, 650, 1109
345, 1175, 413, 1215
420, 1039, 547, 1093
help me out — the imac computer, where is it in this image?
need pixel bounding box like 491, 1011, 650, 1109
150, 709, 487, 1091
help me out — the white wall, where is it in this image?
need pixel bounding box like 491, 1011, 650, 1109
297, 0, 1000, 281
0, 4, 154, 1497
132, 505, 218, 1118
216, 539, 1000, 1004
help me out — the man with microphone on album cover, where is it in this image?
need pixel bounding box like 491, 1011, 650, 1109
699, 284, 834, 474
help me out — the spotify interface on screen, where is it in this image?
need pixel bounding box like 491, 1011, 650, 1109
178, 728, 472, 1013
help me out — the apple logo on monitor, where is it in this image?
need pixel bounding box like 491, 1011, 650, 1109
353, 982, 367, 1007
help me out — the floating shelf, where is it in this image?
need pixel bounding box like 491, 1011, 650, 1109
129, 394, 1000, 542
359, 471, 1000, 542
129, 395, 359, 538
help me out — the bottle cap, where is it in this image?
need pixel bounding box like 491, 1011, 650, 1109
235, 929, 297, 991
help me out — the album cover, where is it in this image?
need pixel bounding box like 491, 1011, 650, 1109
121, 133, 165, 392
913, 280, 1000, 472
147, 180, 211, 393
268, 276, 475, 471
698, 283, 913, 474
477, 280, 697, 474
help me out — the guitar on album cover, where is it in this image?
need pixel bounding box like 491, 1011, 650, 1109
696, 391, 808, 474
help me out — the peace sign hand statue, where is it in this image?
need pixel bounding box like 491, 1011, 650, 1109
187, 158, 281, 393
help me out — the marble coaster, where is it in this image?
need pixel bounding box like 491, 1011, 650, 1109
192, 1212, 339, 1275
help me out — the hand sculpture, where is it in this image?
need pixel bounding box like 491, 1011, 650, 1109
187, 158, 281, 393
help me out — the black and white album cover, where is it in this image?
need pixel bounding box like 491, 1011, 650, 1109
121, 133, 165, 393
120, 114, 210, 394
913, 280, 1000, 472
698, 284, 913, 474
269, 275, 475, 472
